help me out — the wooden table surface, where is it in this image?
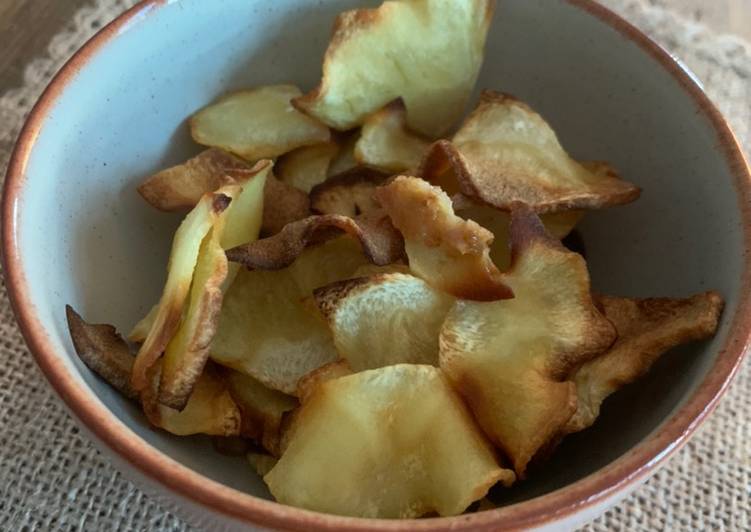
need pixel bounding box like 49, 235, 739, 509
1, 0, 750, 93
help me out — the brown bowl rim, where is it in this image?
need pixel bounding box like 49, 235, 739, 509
3, 0, 750, 530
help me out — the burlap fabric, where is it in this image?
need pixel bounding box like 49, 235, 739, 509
0, 0, 748, 530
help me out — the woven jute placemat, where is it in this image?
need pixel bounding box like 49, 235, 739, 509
0, 0, 748, 530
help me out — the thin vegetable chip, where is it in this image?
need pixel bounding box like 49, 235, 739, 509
225, 369, 298, 456
294, 0, 494, 136
440, 205, 615, 476
260, 172, 311, 237
375, 176, 511, 300
66, 309, 241, 437
566, 291, 723, 433
131, 192, 231, 392
213, 238, 370, 395
226, 213, 404, 270
66, 306, 138, 399
314, 273, 454, 370
455, 195, 582, 270
309, 166, 391, 216
354, 99, 430, 173
137, 149, 248, 211
265, 364, 514, 518
142, 363, 241, 437
276, 142, 339, 193
191, 85, 330, 160
420, 91, 640, 213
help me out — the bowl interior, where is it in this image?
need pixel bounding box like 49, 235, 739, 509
12, 0, 744, 510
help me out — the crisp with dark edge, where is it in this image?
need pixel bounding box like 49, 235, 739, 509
138, 148, 249, 212
259, 171, 311, 236
439, 204, 616, 476
226, 213, 405, 270
65, 306, 137, 400
309, 166, 391, 216
375, 176, 513, 301
565, 291, 724, 433
419, 91, 641, 213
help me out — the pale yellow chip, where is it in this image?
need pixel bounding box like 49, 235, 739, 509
212, 237, 370, 395
454, 195, 583, 270
276, 142, 339, 193
294, 0, 494, 136
566, 291, 723, 434
420, 91, 640, 213
225, 369, 298, 456
153, 167, 268, 409
375, 176, 511, 301
128, 162, 272, 348
353, 99, 429, 173
158, 224, 228, 409
137, 149, 248, 211
142, 363, 241, 437
314, 273, 454, 371
131, 192, 230, 391
190, 85, 330, 160
439, 205, 615, 476
131, 164, 271, 410
265, 364, 514, 518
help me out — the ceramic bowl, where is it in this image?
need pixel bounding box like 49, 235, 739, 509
3, 0, 750, 530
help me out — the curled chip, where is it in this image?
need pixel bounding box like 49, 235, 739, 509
137, 149, 248, 211
213, 238, 370, 395
375, 176, 511, 301
158, 168, 268, 409
190, 85, 330, 160
225, 369, 298, 456
276, 142, 340, 193
66, 306, 138, 399
454, 195, 582, 270
294, 0, 494, 136
260, 172, 311, 237
314, 273, 454, 371
131, 164, 268, 406
142, 363, 241, 437
265, 364, 514, 518
309, 166, 390, 216
439, 205, 616, 476
129, 162, 272, 344
131, 192, 231, 392
419, 91, 640, 213
158, 223, 228, 409
353, 99, 430, 173
566, 291, 724, 434
66, 309, 241, 436
226, 212, 404, 270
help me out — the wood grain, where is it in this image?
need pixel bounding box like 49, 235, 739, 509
0, 0, 749, 93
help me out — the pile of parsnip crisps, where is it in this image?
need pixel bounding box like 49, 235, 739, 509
66, 0, 724, 520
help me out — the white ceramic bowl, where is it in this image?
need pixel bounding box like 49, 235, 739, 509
3, 0, 750, 530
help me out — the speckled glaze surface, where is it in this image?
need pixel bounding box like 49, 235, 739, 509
2, 0, 750, 530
